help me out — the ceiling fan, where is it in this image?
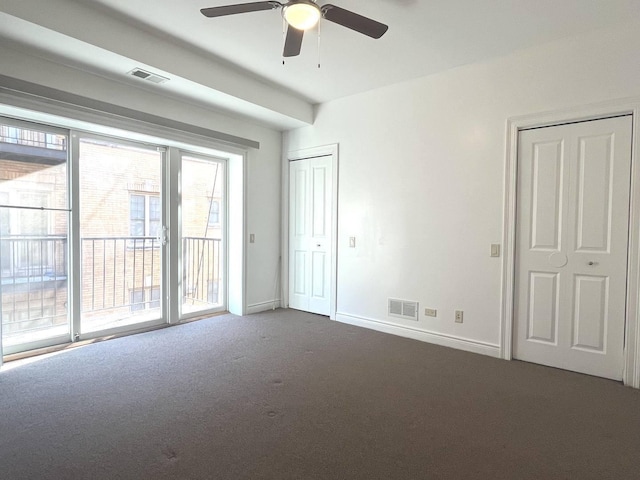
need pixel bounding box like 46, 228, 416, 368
201, 1, 388, 57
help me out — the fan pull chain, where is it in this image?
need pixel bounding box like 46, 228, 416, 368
317, 20, 321, 68
282, 17, 286, 65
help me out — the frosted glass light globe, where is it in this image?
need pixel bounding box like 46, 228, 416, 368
283, 2, 321, 30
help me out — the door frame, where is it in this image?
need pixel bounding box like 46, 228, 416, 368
501, 99, 640, 388
282, 144, 338, 319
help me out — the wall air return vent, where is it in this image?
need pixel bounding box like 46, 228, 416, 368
128, 68, 169, 84
388, 298, 419, 321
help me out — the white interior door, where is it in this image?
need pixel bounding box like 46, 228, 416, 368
514, 115, 632, 380
289, 156, 332, 315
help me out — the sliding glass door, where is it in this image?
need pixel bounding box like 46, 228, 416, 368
0, 118, 70, 354
180, 153, 225, 319
78, 135, 165, 334
0, 113, 231, 359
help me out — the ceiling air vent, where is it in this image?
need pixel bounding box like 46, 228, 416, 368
128, 68, 169, 84
388, 298, 419, 321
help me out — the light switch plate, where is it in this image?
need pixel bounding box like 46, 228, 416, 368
349, 237, 356, 248
490, 243, 500, 257
424, 308, 437, 317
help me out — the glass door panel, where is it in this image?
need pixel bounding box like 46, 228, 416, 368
180, 155, 225, 318
0, 119, 70, 353
79, 137, 164, 334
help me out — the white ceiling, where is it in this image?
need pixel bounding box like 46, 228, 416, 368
2, 0, 640, 129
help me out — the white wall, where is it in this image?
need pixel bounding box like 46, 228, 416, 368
0, 45, 283, 313
284, 21, 640, 353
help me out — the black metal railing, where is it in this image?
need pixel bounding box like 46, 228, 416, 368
80, 236, 221, 312
0, 235, 222, 338
0, 235, 68, 280
0, 128, 67, 151
0, 235, 68, 336
81, 236, 161, 313
182, 237, 222, 306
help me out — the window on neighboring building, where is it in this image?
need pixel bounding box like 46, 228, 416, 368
19, 192, 50, 235
130, 290, 145, 312
150, 287, 161, 309
208, 200, 220, 226
130, 194, 161, 239
130, 287, 160, 312
16, 192, 52, 273
149, 196, 161, 237
130, 194, 145, 237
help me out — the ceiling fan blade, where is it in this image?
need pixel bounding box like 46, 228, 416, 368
201, 1, 282, 18
283, 25, 304, 57
321, 4, 388, 39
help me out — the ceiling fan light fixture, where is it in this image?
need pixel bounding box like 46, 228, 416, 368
283, 2, 321, 30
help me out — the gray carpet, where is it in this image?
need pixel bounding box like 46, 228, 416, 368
1, 309, 639, 479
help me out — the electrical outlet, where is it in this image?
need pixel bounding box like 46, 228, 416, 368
455, 310, 464, 323
424, 308, 437, 317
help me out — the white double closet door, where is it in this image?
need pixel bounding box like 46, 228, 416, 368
514, 115, 632, 380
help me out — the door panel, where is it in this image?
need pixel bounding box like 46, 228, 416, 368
527, 271, 559, 344
312, 167, 326, 237
289, 156, 332, 315
514, 115, 632, 380
576, 134, 613, 251
0, 119, 70, 354
311, 251, 326, 297
572, 275, 607, 352
78, 136, 164, 334
293, 251, 306, 295
531, 140, 564, 251
295, 169, 307, 236
179, 154, 225, 319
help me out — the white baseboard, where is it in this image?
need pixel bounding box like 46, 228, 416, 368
247, 299, 281, 314
335, 312, 501, 358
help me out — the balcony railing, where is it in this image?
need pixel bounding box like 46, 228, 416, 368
1, 235, 222, 339
0, 235, 68, 281
0, 235, 68, 338
0, 127, 67, 166
183, 236, 222, 306
81, 236, 221, 312
0, 129, 67, 151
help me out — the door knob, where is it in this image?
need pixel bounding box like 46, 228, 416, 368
587, 261, 595, 266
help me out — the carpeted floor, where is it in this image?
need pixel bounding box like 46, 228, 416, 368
1, 309, 639, 479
